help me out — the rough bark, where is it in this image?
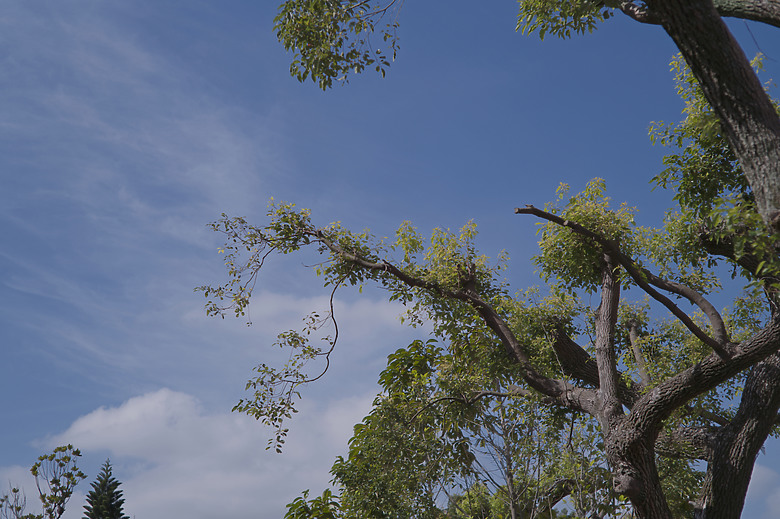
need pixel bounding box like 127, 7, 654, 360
621, 0, 780, 27
628, 319, 652, 386
604, 419, 672, 518
647, 0, 780, 226
694, 352, 780, 518
714, 0, 780, 27
589, 257, 674, 517
594, 255, 624, 424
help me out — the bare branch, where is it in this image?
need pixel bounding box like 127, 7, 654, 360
594, 254, 624, 421
713, 0, 780, 28
619, 1, 662, 24
619, 0, 780, 28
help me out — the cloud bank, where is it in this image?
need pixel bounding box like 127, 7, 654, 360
37, 388, 375, 519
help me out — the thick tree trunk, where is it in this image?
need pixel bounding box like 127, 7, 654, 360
592, 258, 674, 517
649, 0, 780, 226
694, 352, 780, 518
604, 421, 672, 518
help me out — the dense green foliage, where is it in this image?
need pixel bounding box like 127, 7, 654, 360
274, 0, 400, 89
82, 460, 129, 519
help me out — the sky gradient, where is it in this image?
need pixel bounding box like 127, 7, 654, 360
2, 2, 780, 517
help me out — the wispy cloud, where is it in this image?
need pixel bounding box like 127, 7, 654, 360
0, 2, 288, 390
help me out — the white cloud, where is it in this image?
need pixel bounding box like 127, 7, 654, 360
33, 388, 375, 519
742, 462, 780, 518
748, 463, 780, 500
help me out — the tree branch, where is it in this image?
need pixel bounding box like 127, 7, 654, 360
311, 229, 600, 414
619, 1, 662, 24
551, 329, 640, 406
594, 254, 624, 422
713, 0, 780, 28
628, 319, 652, 386
620, 0, 780, 27
647, 0, 780, 226
515, 205, 732, 359
627, 315, 780, 439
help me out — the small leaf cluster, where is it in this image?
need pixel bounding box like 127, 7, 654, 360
650, 54, 780, 290
196, 201, 317, 321
535, 178, 636, 292
275, 0, 400, 89
29, 445, 86, 519
517, 0, 614, 40
706, 198, 780, 288
283, 489, 342, 519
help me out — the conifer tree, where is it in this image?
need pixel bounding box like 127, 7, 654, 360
82, 460, 128, 519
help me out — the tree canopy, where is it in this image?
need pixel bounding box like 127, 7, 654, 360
201, 2, 780, 518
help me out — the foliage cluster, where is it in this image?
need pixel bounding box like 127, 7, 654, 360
274, 0, 400, 89
1, 446, 86, 519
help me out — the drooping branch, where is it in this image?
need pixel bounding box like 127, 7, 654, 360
310, 229, 600, 414
515, 205, 732, 359
643, 275, 731, 345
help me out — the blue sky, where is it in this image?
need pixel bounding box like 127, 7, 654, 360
2, 2, 780, 518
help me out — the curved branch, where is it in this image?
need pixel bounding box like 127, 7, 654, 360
311, 229, 600, 414
515, 205, 732, 359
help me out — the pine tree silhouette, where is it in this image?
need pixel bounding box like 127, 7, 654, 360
82, 459, 129, 519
